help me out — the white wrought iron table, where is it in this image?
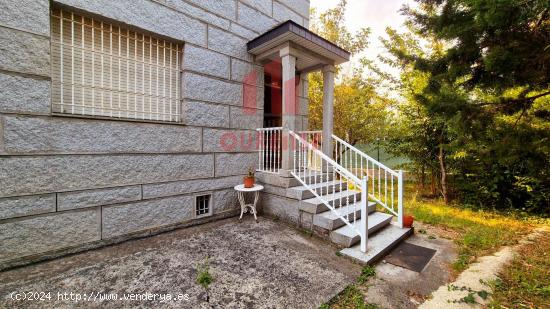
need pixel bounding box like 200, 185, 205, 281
234, 184, 263, 222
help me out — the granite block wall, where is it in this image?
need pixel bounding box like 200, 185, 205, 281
0, 0, 310, 269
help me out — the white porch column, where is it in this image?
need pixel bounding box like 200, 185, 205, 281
280, 47, 297, 171
322, 65, 335, 158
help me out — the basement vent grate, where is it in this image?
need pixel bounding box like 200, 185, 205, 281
195, 194, 212, 218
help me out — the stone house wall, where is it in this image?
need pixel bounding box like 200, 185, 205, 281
0, 0, 310, 270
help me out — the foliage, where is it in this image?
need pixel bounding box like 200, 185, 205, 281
309, 73, 393, 146
356, 143, 409, 170
309, 0, 369, 56
320, 184, 548, 308
447, 283, 491, 304
490, 231, 550, 308
247, 167, 255, 177
405, 0, 549, 95
381, 0, 550, 213
196, 258, 214, 302
320, 285, 380, 309
357, 265, 376, 284
308, 0, 393, 147
381, 25, 459, 203
405, 184, 546, 272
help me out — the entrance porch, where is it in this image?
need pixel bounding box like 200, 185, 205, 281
246, 21, 410, 263
247, 21, 348, 172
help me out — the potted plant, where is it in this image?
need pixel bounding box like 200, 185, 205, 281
403, 215, 414, 228
244, 167, 255, 188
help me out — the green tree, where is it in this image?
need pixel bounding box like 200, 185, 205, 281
308, 0, 392, 148
405, 0, 549, 101
385, 0, 550, 211
380, 25, 460, 203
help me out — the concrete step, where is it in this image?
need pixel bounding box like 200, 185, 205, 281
288, 171, 334, 187
299, 190, 362, 214
256, 170, 333, 188
340, 223, 413, 265
329, 212, 393, 247
313, 201, 376, 231
287, 180, 347, 200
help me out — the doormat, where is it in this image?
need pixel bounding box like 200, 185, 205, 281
384, 242, 436, 272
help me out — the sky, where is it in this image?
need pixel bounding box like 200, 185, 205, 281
309, 0, 411, 80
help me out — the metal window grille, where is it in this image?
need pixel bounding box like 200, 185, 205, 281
195, 194, 211, 217
51, 7, 182, 122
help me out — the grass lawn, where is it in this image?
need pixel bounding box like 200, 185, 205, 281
319, 266, 379, 309
354, 144, 409, 170
321, 182, 549, 308
489, 230, 550, 308
319, 285, 379, 309
405, 184, 548, 273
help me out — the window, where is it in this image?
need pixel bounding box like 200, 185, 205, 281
195, 194, 212, 218
51, 8, 182, 122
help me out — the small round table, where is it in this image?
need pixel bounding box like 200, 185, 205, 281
234, 184, 263, 223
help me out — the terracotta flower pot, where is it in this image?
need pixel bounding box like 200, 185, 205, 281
403, 215, 414, 228
243, 176, 255, 188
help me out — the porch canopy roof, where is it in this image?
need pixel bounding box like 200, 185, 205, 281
247, 20, 350, 73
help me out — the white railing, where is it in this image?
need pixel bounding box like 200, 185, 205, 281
299, 131, 323, 151
298, 130, 404, 227
256, 127, 283, 173
332, 135, 404, 227
289, 130, 370, 252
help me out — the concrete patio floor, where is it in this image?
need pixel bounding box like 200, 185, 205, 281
0, 217, 361, 308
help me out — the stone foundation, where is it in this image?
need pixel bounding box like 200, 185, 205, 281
257, 171, 331, 239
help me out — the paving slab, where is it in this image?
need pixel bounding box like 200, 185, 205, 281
363, 225, 458, 308
0, 217, 361, 308
420, 228, 547, 308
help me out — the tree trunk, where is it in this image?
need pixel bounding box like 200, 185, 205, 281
420, 164, 426, 190
438, 144, 448, 204
430, 170, 436, 196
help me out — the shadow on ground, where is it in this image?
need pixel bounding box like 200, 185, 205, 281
0, 217, 361, 308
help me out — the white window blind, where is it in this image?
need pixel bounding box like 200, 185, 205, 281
51, 8, 182, 122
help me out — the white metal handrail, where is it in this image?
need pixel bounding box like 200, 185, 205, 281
299, 131, 323, 151
298, 131, 404, 227
289, 130, 369, 252
332, 135, 403, 227
257, 127, 403, 250
333, 135, 398, 176
256, 127, 283, 173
